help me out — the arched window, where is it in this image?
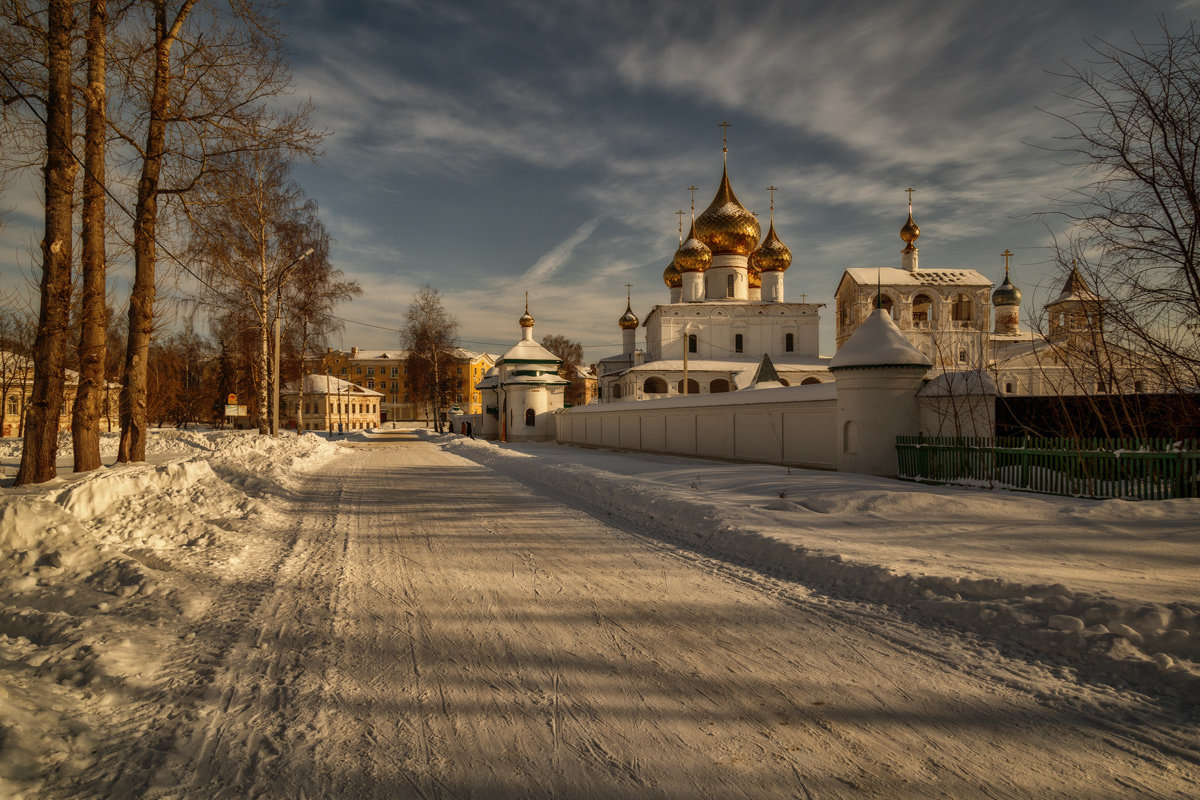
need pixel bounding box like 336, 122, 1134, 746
612, 384, 623, 399
785, 333, 794, 352
643, 376, 668, 394
688, 334, 697, 353
710, 378, 731, 393
952, 294, 972, 322
878, 295, 894, 317
525, 408, 535, 426
843, 420, 858, 454
726, 274, 735, 297
677, 378, 699, 395
734, 333, 744, 353
912, 294, 931, 324
800, 377, 821, 385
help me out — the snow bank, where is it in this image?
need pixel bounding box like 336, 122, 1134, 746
437, 434, 1200, 698
0, 430, 338, 799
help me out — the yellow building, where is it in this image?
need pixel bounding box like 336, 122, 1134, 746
282, 374, 382, 432
1, 351, 118, 438
307, 346, 494, 422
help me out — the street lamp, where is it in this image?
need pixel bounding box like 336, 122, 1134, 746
272, 247, 315, 436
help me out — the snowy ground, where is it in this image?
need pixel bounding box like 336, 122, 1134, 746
0, 428, 1197, 798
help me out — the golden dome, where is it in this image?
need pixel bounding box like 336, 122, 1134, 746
748, 262, 761, 289
900, 209, 920, 245
674, 222, 712, 273
749, 221, 791, 272
618, 300, 639, 330
694, 163, 761, 256
519, 307, 535, 328
663, 258, 682, 288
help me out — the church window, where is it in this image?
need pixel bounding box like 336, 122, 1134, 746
612, 384, 623, 399
727, 274, 735, 297
688, 334, 697, 353
677, 378, 699, 395
735, 333, 744, 353
785, 333, 794, 352
525, 409, 535, 426
801, 377, 821, 386
710, 378, 731, 393
1005, 382, 1014, 394
912, 294, 931, 324
952, 294, 972, 322
958, 349, 968, 363
643, 377, 668, 394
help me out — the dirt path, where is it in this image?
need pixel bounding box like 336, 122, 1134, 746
113, 440, 1200, 798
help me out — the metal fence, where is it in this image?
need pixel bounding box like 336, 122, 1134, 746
895, 436, 1200, 500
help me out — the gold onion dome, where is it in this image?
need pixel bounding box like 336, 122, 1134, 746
900, 209, 920, 247
748, 262, 762, 289
993, 269, 1022, 307
519, 306, 535, 328
663, 258, 682, 288
618, 300, 639, 330
749, 221, 791, 272
694, 164, 761, 256
674, 222, 713, 273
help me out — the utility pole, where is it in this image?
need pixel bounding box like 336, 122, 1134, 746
271, 247, 313, 436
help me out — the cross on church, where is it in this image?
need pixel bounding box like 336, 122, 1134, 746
1001, 249, 1013, 270
686, 185, 699, 214
719, 120, 731, 150
906, 187, 915, 205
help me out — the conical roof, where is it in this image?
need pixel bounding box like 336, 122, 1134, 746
749, 221, 791, 272
829, 309, 931, 370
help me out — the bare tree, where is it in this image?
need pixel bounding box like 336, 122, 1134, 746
112, 0, 322, 460
282, 217, 360, 432
71, 0, 108, 472
1045, 20, 1200, 401
188, 149, 328, 434
541, 333, 584, 405
402, 287, 458, 432
15, 0, 76, 485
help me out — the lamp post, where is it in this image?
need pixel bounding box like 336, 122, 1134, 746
272, 247, 314, 436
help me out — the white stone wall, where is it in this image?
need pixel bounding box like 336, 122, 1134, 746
556, 386, 838, 470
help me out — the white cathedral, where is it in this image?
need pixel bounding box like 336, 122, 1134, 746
597, 149, 828, 402
596, 147, 1154, 404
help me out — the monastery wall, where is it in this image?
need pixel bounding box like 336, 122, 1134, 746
556, 384, 839, 470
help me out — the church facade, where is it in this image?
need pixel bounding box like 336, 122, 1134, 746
598, 149, 828, 403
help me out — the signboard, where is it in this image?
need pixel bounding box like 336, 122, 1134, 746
224, 404, 248, 417
227, 393, 237, 404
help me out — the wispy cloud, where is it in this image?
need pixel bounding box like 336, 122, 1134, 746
520, 217, 601, 284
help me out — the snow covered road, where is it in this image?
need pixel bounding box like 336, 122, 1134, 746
70, 438, 1197, 799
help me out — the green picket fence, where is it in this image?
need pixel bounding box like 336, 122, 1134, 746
895, 436, 1200, 500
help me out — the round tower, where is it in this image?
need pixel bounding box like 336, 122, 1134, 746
992, 249, 1022, 335
901, 189, 920, 273
618, 286, 639, 357
829, 308, 931, 476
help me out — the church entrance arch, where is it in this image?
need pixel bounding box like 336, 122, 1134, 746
677, 378, 699, 395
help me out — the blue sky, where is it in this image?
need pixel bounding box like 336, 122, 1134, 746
3, 0, 1198, 365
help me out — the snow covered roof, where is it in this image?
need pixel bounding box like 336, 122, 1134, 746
840, 267, 990, 291
287, 374, 383, 396
1049, 266, 1100, 305
829, 309, 932, 370
499, 338, 561, 365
